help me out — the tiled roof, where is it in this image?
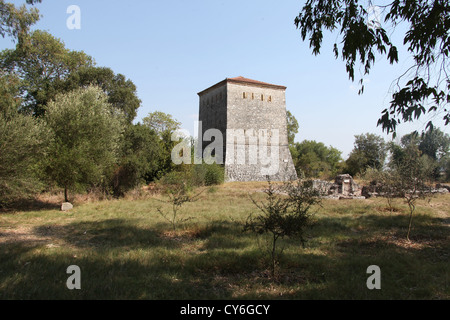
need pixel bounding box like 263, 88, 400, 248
227, 76, 286, 89
198, 76, 286, 95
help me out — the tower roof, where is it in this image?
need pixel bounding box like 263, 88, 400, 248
198, 76, 286, 96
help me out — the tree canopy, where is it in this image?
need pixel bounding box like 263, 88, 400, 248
291, 140, 343, 178
0, 0, 41, 42
44, 86, 125, 202
1, 30, 94, 116
295, 0, 450, 136
143, 111, 182, 137
57, 66, 141, 123
346, 133, 387, 176
0, 111, 49, 205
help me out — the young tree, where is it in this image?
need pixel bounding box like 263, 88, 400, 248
156, 184, 204, 232
245, 178, 321, 277
390, 144, 433, 241
295, 0, 450, 136
44, 86, 125, 202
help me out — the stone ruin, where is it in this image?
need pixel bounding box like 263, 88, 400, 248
312, 174, 365, 200
361, 181, 449, 198
311, 174, 449, 200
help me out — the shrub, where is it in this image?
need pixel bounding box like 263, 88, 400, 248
203, 163, 224, 186
245, 178, 321, 277
158, 163, 224, 191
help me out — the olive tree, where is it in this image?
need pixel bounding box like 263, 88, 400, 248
44, 86, 125, 202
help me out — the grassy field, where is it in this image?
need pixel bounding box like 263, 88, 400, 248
0, 182, 449, 300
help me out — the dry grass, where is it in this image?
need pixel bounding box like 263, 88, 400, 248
0, 182, 449, 300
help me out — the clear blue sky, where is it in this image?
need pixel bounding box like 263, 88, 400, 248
2, 0, 448, 158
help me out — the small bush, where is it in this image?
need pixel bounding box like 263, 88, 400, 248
203, 163, 224, 186
157, 170, 193, 194
157, 163, 224, 191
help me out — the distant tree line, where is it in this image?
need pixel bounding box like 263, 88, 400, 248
287, 112, 450, 182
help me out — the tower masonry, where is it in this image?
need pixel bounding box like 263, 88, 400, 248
198, 76, 297, 182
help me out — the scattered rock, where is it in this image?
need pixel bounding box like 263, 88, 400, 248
436, 184, 450, 192
61, 202, 73, 211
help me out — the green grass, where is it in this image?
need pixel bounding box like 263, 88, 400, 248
0, 184, 449, 300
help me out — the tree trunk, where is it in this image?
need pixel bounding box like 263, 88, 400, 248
64, 185, 68, 203
271, 234, 278, 278
406, 203, 415, 241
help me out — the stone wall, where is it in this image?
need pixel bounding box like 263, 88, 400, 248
198, 78, 297, 182
313, 174, 364, 199
198, 82, 227, 159
224, 82, 296, 181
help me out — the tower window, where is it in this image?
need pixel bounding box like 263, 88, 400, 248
252, 93, 254, 100
243, 92, 247, 99
261, 94, 264, 101
268, 96, 272, 102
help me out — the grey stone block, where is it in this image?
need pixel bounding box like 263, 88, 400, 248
61, 202, 73, 211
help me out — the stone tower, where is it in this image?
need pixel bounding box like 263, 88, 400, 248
198, 76, 297, 182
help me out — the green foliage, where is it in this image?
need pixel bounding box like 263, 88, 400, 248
44, 86, 125, 202
373, 142, 434, 240
0, 71, 21, 116
286, 110, 299, 146
292, 140, 343, 179
392, 145, 433, 240
295, 0, 450, 135
58, 67, 141, 123
112, 123, 162, 197
0, 111, 49, 205
158, 163, 225, 193
0, 0, 41, 42
245, 178, 321, 277
346, 133, 387, 176
1, 31, 141, 122
143, 111, 182, 137
1, 30, 94, 116
156, 184, 204, 232
445, 159, 450, 182
390, 129, 449, 180
195, 162, 225, 186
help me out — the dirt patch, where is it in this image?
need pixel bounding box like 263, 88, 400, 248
0, 225, 53, 246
